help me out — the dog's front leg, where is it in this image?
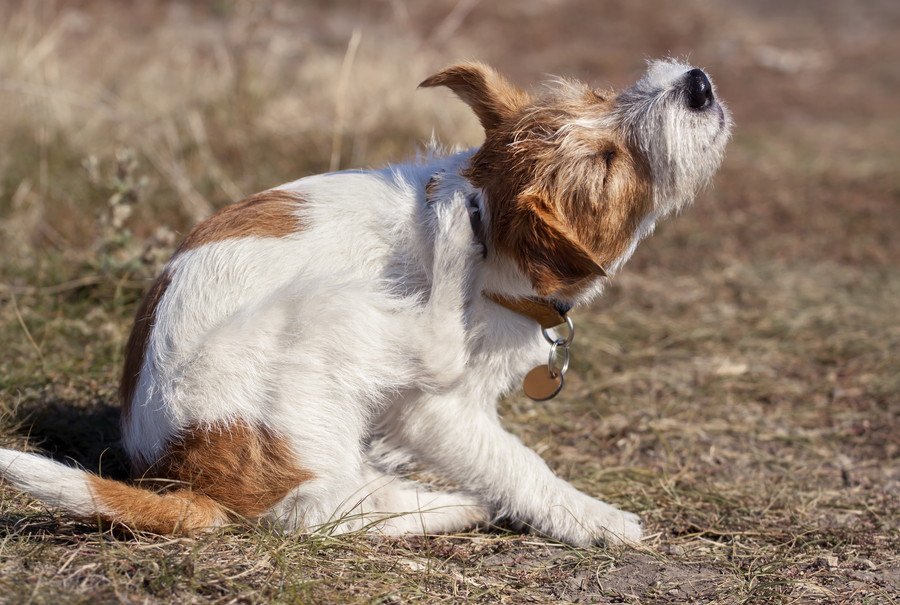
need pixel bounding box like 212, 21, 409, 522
395, 393, 642, 546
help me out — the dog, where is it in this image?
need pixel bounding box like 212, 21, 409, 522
0, 60, 730, 546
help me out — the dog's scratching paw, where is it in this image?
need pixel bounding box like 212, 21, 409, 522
431, 192, 483, 261
424, 170, 446, 206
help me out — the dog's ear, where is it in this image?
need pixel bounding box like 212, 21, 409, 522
503, 192, 607, 296
419, 62, 528, 131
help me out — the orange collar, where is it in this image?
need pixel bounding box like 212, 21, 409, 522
484, 292, 570, 329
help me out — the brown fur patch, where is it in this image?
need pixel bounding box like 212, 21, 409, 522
120, 271, 171, 421
424, 64, 653, 296
89, 476, 228, 534
175, 188, 305, 253
469, 86, 652, 296
501, 192, 609, 295
420, 62, 528, 131
142, 421, 314, 520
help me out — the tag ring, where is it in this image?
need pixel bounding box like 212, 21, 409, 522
542, 315, 575, 346
548, 339, 571, 377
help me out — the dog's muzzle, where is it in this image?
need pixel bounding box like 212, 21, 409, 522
685, 68, 714, 110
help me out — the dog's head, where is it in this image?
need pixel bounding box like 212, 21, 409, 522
421, 60, 732, 298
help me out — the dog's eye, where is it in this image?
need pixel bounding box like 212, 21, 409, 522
602, 150, 615, 170
600, 150, 616, 188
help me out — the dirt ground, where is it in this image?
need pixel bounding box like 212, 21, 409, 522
0, 0, 898, 603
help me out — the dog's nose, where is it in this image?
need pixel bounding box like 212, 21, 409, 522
685, 68, 714, 110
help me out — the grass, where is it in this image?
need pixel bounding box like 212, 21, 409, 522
1, 0, 899, 603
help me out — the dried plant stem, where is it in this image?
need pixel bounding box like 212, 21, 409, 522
10, 292, 46, 371
330, 28, 363, 172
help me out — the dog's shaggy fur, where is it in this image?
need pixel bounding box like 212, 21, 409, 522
0, 60, 730, 546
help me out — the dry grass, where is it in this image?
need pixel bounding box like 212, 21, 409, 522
1, 0, 899, 603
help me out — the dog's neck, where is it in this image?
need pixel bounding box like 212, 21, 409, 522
423, 158, 576, 330
462, 187, 572, 329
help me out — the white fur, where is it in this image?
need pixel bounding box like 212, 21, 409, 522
616, 59, 732, 215
0, 449, 109, 517
0, 60, 731, 546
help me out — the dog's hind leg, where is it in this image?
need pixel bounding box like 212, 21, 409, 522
358, 470, 487, 536
416, 189, 483, 388
272, 466, 486, 536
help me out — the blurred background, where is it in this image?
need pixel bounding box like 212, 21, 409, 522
0, 1, 897, 601
1, 0, 897, 267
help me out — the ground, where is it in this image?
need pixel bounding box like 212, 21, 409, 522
0, 0, 898, 603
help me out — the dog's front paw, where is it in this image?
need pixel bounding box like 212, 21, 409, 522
550, 498, 643, 547
591, 505, 642, 546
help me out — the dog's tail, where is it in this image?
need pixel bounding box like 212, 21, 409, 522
0, 448, 228, 534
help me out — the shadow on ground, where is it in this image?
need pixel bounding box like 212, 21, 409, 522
14, 398, 130, 480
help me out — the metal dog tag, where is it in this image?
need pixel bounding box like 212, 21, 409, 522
523, 365, 564, 401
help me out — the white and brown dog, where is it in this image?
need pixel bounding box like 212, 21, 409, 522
0, 60, 730, 546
